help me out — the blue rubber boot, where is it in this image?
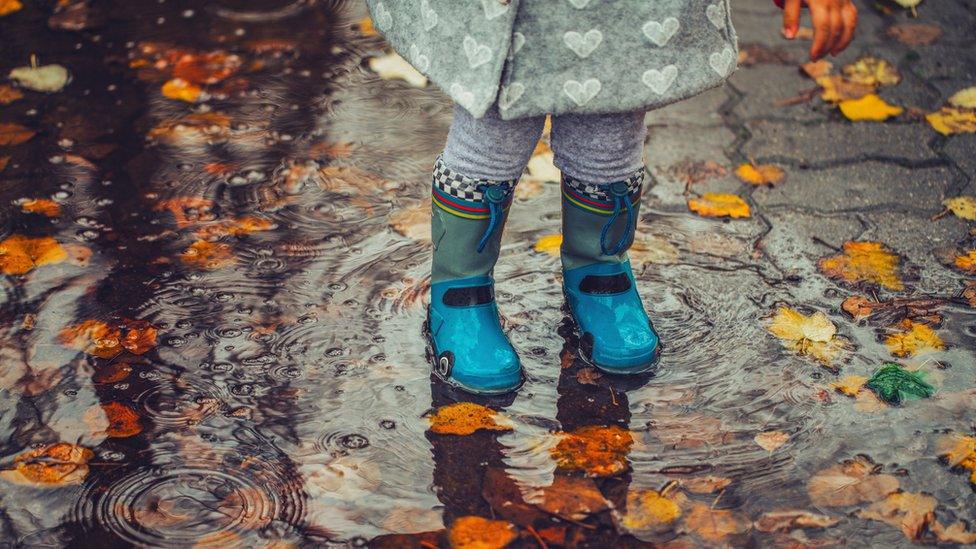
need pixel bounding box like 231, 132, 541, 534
426, 157, 523, 394
560, 168, 660, 373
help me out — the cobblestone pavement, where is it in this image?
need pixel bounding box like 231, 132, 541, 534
0, 0, 973, 546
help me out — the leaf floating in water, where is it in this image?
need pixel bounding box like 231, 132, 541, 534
767, 306, 845, 366
0, 0, 22, 17
447, 516, 518, 549
533, 234, 562, 257
936, 434, 976, 486
754, 431, 789, 452
60, 320, 123, 358
0, 235, 68, 275
806, 456, 899, 507
618, 488, 685, 534
681, 502, 748, 542
0, 122, 36, 146
0, 84, 23, 104
857, 492, 937, 541
389, 202, 431, 243
161, 78, 202, 103
865, 362, 935, 404
180, 240, 235, 270
831, 375, 868, 397
367, 52, 428, 88
21, 198, 61, 217
427, 402, 513, 436
85, 402, 143, 438
0, 443, 94, 487
753, 510, 839, 533
523, 475, 609, 521
818, 241, 904, 291
550, 424, 633, 477
9, 64, 70, 93
884, 320, 945, 357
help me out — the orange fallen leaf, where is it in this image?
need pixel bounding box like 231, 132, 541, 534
121, 319, 157, 355
886, 23, 941, 45
1, 443, 94, 486
932, 521, 976, 544
885, 319, 945, 357
524, 475, 609, 521
857, 492, 936, 540
831, 375, 868, 397
427, 402, 513, 436
21, 198, 62, 217
194, 216, 274, 239
550, 424, 633, 477
85, 402, 143, 438
59, 320, 123, 358
0, 122, 36, 146
533, 234, 562, 257
180, 240, 235, 270
147, 112, 232, 143
754, 431, 789, 452
936, 434, 976, 486
0, 235, 68, 275
926, 107, 976, 136
688, 193, 750, 219
154, 196, 215, 228
819, 241, 903, 291
953, 250, 976, 273
682, 502, 747, 542
447, 516, 517, 549
0, 155, 8, 171
172, 51, 241, 85
0, 0, 22, 17
0, 84, 23, 104
161, 78, 202, 102
389, 202, 430, 242
801, 59, 833, 79
807, 456, 899, 507
93, 359, 134, 383
735, 162, 785, 186
358, 16, 377, 37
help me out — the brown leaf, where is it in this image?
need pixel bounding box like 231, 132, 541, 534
524, 475, 610, 521
59, 320, 122, 358
154, 196, 215, 228
0, 156, 9, 172
736, 42, 796, 66
857, 492, 936, 540
0, 122, 36, 146
121, 319, 157, 355
550, 425, 633, 477
667, 159, 727, 186
0, 85, 23, 105
886, 23, 941, 46
1, 443, 94, 486
85, 401, 143, 438
932, 521, 976, 544
801, 60, 834, 79
447, 516, 517, 549
682, 475, 732, 494
682, 502, 748, 542
576, 367, 603, 385
754, 510, 839, 533
807, 456, 899, 507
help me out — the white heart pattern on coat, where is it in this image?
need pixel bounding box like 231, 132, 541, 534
566, 0, 591, 8
563, 29, 602, 58
508, 32, 525, 60
705, 3, 727, 30
563, 78, 601, 106
481, 0, 509, 20
420, 0, 438, 31
709, 47, 735, 75
463, 36, 493, 68
642, 18, 679, 47
498, 82, 525, 111
450, 83, 476, 110
642, 65, 678, 94
372, 1, 392, 29
408, 44, 430, 73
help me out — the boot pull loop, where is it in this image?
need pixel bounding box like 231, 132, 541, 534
476, 184, 509, 253
599, 181, 633, 256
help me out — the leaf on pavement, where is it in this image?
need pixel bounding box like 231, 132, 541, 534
806, 456, 900, 507
368, 52, 428, 88
884, 320, 944, 357
688, 193, 750, 219
843, 57, 901, 87
819, 241, 904, 291
550, 424, 633, 477
942, 196, 976, 220
926, 107, 976, 135
0, 122, 36, 146
857, 492, 936, 541
801, 59, 833, 79
948, 86, 976, 109
0, 235, 68, 275
839, 94, 903, 122
767, 306, 844, 366
735, 162, 785, 186
932, 521, 976, 544
427, 402, 513, 436
447, 516, 517, 549
816, 75, 875, 103
533, 234, 562, 257
0, 443, 94, 487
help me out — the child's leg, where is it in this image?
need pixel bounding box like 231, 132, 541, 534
550, 111, 660, 373
427, 104, 545, 394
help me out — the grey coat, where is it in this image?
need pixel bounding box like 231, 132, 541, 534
365, 0, 739, 120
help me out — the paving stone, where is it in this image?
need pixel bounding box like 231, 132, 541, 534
760, 209, 865, 278
944, 134, 976, 184
645, 87, 728, 128
743, 119, 941, 165
729, 64, 830, 123
753, 161, 956, 213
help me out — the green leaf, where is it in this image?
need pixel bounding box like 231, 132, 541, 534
865, 362, 935, 404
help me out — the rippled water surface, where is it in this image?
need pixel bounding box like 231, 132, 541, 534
1, 0, 975, 546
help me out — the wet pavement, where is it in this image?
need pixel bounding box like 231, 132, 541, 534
1, 0, 975, 547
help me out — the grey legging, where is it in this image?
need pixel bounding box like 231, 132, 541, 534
440, 104, 647, 185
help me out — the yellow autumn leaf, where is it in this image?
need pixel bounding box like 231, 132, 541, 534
839, 94, 903, 122
885, 319, 945, 357
843, 57, 901, 87
767, 306, 844, 365
0, 235, 68, 275
367, 52, 428, 88
948, 86, 976, 109
754, 431, 789, 452
926, 107, 976, 135
533, 234, 562, 257
447, 516, 518, 549
358, 16, 378, 37
550, 424, 633, 477
816, 75, 875, 103
161, 78, 202, 103
954, 250, 976, 273
831, 375, 868, 397
427, 402, 513, 436
735, 162, 785, 186
818, 241, 904, 291
619, 488, 685, 533
942, 196, 976, 220
0, 0, 22, 17
688, 193, 750, 219
937, 434, 976, 485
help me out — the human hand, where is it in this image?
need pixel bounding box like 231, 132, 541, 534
782, 0, 857, 60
